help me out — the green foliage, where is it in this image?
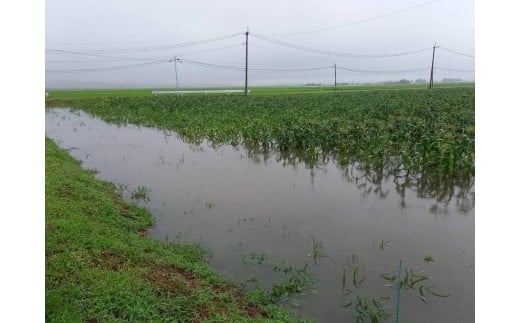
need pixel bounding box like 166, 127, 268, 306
380, 266, 450, 304
270, 263, 314, 302
341, 259, 451, 321
342, 254, 365, 291
130, 185, 151, 203
46, 83, 474, 99
246, 251, 267, 265
424, 255, 434, 262
45, 138, 299, 322
348, 296, 392, 323
246, 262, 315, 307
54, 87, 474, 186
310, 236, 325, 264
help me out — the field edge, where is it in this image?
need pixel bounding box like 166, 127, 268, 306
45, 136, 305, 322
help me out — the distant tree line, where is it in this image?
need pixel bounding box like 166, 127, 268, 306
303, 78, 465, 87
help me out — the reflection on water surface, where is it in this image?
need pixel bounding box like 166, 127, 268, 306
46, 108, 474, 323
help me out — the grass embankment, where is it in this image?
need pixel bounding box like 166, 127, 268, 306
45, 138, 299, 322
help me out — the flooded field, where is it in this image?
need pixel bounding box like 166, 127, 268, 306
46, 108, 474, 322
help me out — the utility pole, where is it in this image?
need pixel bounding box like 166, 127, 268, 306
169, 55, 179, 90
245, 27, 249, 96
174, 54, 179, 90
429, 44, 437, 89
334, 63, 337, 89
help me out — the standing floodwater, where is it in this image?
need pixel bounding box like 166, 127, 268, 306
46, 108, 474, 323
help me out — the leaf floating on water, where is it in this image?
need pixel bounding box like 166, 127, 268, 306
411, 276, 430, 287
380, 273, 396, 282
426, 287, 450, 298
352, 266, 365, 288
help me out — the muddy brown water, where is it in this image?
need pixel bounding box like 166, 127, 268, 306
46, 108, 474, 323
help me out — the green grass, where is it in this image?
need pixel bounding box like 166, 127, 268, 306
45, 137, 303, 322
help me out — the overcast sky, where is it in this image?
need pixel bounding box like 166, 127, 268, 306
45, 0, 474, 88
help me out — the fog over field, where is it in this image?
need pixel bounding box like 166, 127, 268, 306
46, 0, 474, 88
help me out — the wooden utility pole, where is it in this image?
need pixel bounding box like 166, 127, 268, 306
245, 27, 249, 95
429, 44, 437, 89
334, 63, 337, 89
174, 54, 179, 90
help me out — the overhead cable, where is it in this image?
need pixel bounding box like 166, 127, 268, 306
179, 43, 244, 57
46, 43, 244, 64
437, 46, 475, 58
436, 67, 475, 72
250, 33, 431, 58
45, 57, 473, 75
179, 59, 244, 71
46, 59, 168, 73
336, 65, 430, 74
46, 49, 164, 61
250, 66, 332, 72
274, 0, 442, 36
46, 60, 132, 64
181, 59, 430, 74
180, 59, 331, 72
49, 32, 245, 54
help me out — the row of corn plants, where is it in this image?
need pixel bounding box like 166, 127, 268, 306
51, 87, 474, 187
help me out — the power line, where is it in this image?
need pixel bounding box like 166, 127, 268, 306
437, 46, 475, 58
46, 43, 244, 65
180, 58, 244, 71
46, 32, 244, 54
97, 32, 243, 53
274, 0, 442, 36
45, 57, 472, 76
180, 43, 244, 57
46, 49, 164, 61
181, 59, 332, 72
46, 60, 117, 64
180, 58, 429, 74
436, 66, 475, 73
250, 32, 432, 58
251, 66, 332, 72
46, 59, 168, 73
337, 65, 430, 74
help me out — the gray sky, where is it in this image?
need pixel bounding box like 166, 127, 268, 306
45, 0, 474, 88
